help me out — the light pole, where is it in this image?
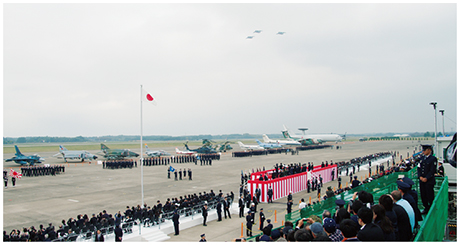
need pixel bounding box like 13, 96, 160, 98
439, 109, 445, 137
429, 101, 438, 155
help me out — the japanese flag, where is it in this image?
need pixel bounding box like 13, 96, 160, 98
9, 169, 22, 179
143, 89, 156, 105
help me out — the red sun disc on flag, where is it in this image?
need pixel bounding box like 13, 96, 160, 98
146, 94, 154, 102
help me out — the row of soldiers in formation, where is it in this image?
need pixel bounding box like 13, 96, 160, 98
102, 160, 137, 169
142, 153, 221, 166
20, 165, 65, 177
168, 168, 193, 180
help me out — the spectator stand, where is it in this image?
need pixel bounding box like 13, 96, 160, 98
247, 164, 337, 203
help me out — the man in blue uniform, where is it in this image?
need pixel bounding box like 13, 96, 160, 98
417, 144, 437, 214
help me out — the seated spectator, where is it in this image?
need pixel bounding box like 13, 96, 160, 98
340, 219, 360, 241
357, 207, 385, 241
323, 218, 344, 241
309, 222, 331, 241
372, 204, 396, 241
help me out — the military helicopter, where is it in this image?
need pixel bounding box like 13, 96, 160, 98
216, 141, 234, 152
183, 140, 217, 154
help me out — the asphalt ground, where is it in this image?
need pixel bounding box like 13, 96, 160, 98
2, 140, 428, 241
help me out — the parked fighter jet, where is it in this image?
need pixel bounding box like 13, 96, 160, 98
53, 145, 98, 162
256, 140, 282, 149
5, 145, 44, 165
144, 144, 171, 157
100, 144, 139, 160
262, 134, 301, 146
175, 147, 195, 155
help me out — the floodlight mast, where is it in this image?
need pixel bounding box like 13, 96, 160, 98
439, 109, 445, 137
429, 101, 438, 155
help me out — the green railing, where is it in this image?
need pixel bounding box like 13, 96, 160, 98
413, 176, 448, 241
246, 168, 448, 241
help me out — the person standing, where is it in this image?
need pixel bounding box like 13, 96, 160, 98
4, 175, 8, 189
267, 186, 273, 203
172, 210, 180, 236
11, 176, 16, 187
167, 167, 171, 179
259, 208, 265, 231
238, 196, 245, 218
216, 201, 222, 221
114, 224, 123, 242
338, 176, 342, 189
174, 170, 178, 181
246, 211, 254, 237
287, 199, 293, 214
202, 204, 208, 226
224, 197, 231, 219
417, 144, 437, 214
188, 169, 192, 180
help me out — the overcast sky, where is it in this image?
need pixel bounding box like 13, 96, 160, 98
3, 3, 457, 137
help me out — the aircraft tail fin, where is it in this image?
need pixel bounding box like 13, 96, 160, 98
59, 145, 68, 152
262, 134, 270, 143
14, 145, 23, 156
101, 144, 110, 150
237, 141, 245, 148
256, 139, 263, 145
282, 130, 291, 139
175, 147, 180, 153
145, 144, 150, 151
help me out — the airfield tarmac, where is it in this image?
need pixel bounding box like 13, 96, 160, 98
2, 140, 428, 241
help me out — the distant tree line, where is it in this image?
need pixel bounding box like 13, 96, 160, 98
2, 134, 282, 144
3, 131, 455, 144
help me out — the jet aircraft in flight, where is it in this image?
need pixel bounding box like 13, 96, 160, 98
5, 145, 45, 165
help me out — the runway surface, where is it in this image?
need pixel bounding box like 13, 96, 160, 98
3, 140, 427, 241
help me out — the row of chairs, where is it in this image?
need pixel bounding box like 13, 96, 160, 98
50, 222, 134, 242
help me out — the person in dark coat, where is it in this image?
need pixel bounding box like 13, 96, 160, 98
246, 211, 254, 237
357, 207, 385, 241
199, 233, 206, 242
172, 210, 180, 235
114, 224, 123, 242
417, 144, 437, 214
202, 204, 208, 226
94, 230, 104, 242
259, 208, 265, 230
238, 196, 245, 218
216, 201, 222, 221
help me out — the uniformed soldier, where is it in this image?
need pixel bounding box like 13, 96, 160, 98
4, 175, 8, 189
246, 211, 254, 237
202, 204, 208, 226
199, 234, 206, 242
167, 167, 171, 179
417, 144, 437, 214
216, 200, 222, 221
259, 208, 265, 230
179, 169, 182, 180
267, 186, 273, 203
238, 196, 245, 218
287, 199, 293, 214
174, 170, 178, 181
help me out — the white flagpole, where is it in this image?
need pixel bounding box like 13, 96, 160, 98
140, 85, 144, 206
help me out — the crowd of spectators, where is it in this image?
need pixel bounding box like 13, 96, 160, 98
3, 188, 234, 242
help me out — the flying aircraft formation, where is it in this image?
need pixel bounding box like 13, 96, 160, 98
246, 29, 285, 39
53, 145, 98, 162
5, 145, 45, 165
99, 144, 139, 160
144, 144, 171, 157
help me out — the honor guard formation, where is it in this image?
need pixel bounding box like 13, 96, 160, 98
103, 160, 136, 169
20, 165, 65, 177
